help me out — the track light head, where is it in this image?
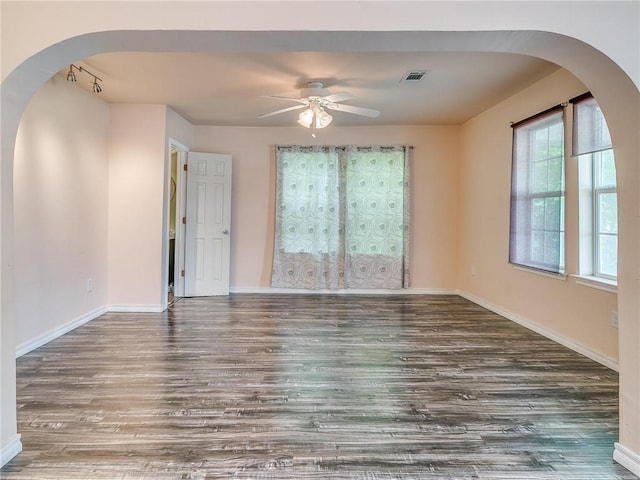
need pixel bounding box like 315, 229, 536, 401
66, 64, 103, 94
66, 66, 77, 82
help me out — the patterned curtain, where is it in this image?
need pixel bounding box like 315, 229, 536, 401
272, 145, 410, 289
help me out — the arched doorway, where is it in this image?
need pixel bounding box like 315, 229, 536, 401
1, 5, 638, 471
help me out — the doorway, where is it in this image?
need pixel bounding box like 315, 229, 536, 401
166, 141, 188, 307
165, 144, 232, 307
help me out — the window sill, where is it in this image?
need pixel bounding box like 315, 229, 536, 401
513, 265, 567, 281
572, 274, 617, 293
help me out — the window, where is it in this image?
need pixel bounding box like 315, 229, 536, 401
272, 145, 410, 290
572, 93, 617, 280
510, 106, 565, 274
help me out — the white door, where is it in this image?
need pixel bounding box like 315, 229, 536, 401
184, 152, 232, 296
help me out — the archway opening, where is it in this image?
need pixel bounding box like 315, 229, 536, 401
2, 29, 638, 472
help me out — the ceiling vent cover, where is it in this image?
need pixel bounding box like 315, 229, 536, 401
401, 70, 430, 83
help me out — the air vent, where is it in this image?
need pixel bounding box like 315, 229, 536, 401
401, 70, 430, 83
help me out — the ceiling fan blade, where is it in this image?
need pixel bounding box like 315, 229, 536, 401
257, 104, 307, 118
262, 95, 309, 105
322, 92, 355, 103
325, 103, 380, 118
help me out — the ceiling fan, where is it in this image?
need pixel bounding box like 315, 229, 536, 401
258, 82, 380, 137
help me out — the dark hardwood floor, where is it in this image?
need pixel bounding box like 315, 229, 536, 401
2, 294, 635, 479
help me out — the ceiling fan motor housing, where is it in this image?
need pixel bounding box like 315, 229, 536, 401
301, 81, 330, 98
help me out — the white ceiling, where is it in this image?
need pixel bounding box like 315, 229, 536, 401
65, 51, 559, 127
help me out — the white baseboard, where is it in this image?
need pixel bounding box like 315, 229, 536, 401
16, 304, 165, 357
0, 434, 22, 468
230, 287, 458, 295
14, 289, 617, 371
107, 305, 164, 313
458, 290, 619, 372
16, 306, 108, 358
614, 442, 640, 477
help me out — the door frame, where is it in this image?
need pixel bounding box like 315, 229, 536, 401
162, 138, 189, 310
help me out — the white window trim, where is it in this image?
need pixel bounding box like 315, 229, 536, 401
593, 158, 617, 280
577, 149, 618, 282
572, 274, 617, 293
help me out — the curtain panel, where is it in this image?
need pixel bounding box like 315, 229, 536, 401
272, 145, 410, 290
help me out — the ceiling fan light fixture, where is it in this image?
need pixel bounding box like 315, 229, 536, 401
317, 109, 333, 128
260, 81, 377, 135
297, 108, 314, 128
297, 106, 333, 130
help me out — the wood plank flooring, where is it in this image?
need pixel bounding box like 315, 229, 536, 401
2, 294, 635, 479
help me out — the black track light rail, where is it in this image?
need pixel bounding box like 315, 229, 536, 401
66, 64, 103, 93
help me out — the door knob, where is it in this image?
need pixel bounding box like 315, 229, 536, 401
222, 229, 229, 235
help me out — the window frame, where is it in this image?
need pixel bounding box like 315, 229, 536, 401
571, 92, 617, 282
592, 151, 617, 280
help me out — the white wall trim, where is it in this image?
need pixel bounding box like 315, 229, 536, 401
0, 434, 22, 468
458, 290, 619, 372
15, 306, 108, 358
108, 305, 165, 313
230, 287, 458, 295
614, 442, 640, 477
15, 304, 165, 358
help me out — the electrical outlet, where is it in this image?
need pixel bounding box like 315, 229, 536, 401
86, 278, 93, 293
611, 310, 618, 329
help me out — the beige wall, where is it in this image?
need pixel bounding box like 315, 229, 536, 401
166, 108, 194, 150
193, 125, 460, 290
107, 104, 168, 309
458, 69, 619, 365
162, 108, 195, 305
12, 83, 196, 342
108, 103, 195, 310
13, 75, 109, 350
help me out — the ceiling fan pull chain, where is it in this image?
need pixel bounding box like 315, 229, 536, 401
311, 111, 317, 138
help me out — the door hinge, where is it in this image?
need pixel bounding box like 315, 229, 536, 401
182, 217, 186, 225
180, 270, 185, 277
183, 164, 188, 171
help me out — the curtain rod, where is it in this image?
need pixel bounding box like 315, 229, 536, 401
568, 91, 592, 104
510, 91, 601, 128
510, 103, 566, 129
276, 145, 413, 151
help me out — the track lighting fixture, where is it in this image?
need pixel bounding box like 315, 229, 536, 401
65, 64, 103, 94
